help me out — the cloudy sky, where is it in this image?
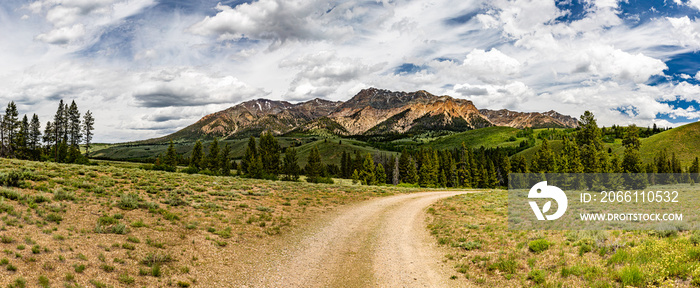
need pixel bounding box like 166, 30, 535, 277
1, 0, 700, 142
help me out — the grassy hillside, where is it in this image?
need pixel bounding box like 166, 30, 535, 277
516, 122, 699, 166
423, 126, 522, 150
639, 121, 700, 166
292, 138, 399, 166
514, 140, 564, 160
0, 158, 424, 287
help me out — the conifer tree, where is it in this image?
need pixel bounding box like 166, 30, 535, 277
359, 153, 376, 185
376, 162, 387, 185
581, 144, 601, 173
206, 138, 220, 171
29, 114, 41, 159
82, 111, 94, 156
250, 154, 264, 179
560, 137, 583, 173
576, 111, 603, 150
219, 143, 231, 176
511, 155, 528, 173
419, 150, 438, 187
241, 136, 257, 174
406, 156, 418, 184
532, 139, 555, 173
671, 152, 682, 173
306, 146, 323, 182
2, 101, 19, 157
622, 125, 643, 173
486, 160, 499, 188
690, 157, 699, 182
56, 141, 67, 163
282, 147, 300, 181
67, 100, 81, 148
259, 131, 281, 175
53, 100, 65, 161
398, 149, 417, 183
190, 140, 203, 169
16, 115, 28, 159
352, 169, 360, 184
164, 140, 178, 168
43, 121, 54, 149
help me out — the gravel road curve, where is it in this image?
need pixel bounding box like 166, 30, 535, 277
238, 191, 472, 288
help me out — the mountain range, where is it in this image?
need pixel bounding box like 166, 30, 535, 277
149, 88, 578, 142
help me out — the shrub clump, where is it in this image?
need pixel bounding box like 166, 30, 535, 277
528, 239, 551, 253
117, 193, 141, 210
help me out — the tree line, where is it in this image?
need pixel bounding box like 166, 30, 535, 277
147, 110, 696, 189
0, 100, 94, 164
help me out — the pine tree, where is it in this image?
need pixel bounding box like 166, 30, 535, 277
576, 111, 603, 150
407, 156, 418, 184
532, 139, 555, 173
190, 140, 203, 169
457, 144, 472, 187
581, 144, 600, 173
306, 146, 323, 182
259, 131, 281, 175
376, 162, 387, 185
2, 101, 19, 157
282, 147, 300, 181
250, 155, 264, 179
164, 141, 178, 168
29, 114, 41, 159
56, 140, 68, 163
206, 138, 220, 172
486, 160, 499, 188
352, 169, 360, 184
690, 157, 699, 183
622, 125, 643, 173
398, 149, 417, 183
241, 136, 257, 174
16, 115, 28, 159
43, 121, 54, 149
419, 150, 438, 187
219, 143, 231, 176
359, 153, 376, 185
53, 100, 65, 161
67, 100, 81, 148
560, 137, 583, 173
671, 152, 682, 173
511, 155, 528, 173
353, 150, 362, 174
82, 111, 94, 156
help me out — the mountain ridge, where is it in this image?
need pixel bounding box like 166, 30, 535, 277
145, 88, 578, 143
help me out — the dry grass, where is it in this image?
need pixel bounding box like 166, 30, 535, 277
428, 191, 700, 288
0, 158, 424, 287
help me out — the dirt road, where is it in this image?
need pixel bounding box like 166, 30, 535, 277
238, 191, 470, 288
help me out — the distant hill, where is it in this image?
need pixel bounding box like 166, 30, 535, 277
479, 109, 578, 129
139, 88, 579, 143
639, 121, 700, 166
424, 126, 523, 150
513, 122, 700, 167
